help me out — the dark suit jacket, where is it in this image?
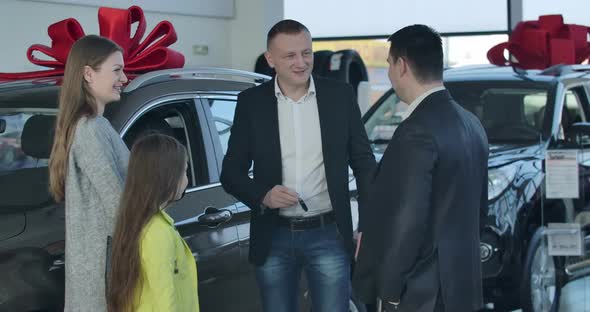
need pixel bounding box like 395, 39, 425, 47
220, 76, 376, 265
353, 90, 488, 312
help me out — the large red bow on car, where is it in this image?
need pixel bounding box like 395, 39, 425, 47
487, 14, 590, 69
0, 5, 184, 80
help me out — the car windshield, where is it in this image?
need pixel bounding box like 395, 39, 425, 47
364, 81, 550, 150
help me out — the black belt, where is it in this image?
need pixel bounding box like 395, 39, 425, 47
278, 212, 335, 231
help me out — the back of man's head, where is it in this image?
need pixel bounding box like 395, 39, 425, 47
267, 19, 310, 49
388, 25, 443, 83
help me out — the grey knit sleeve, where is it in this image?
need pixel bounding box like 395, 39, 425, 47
72, 117, 129, 228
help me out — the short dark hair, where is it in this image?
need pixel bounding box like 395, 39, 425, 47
267, 19, 310, 48
388, 25, 443, 83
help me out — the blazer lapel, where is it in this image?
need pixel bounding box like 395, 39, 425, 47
314, 78, 334, 178
261, 80, 283, 184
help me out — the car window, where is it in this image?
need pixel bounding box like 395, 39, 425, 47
460, 87, 548, 143
523, 92, 547, 129
0, 112, 49, 174
565, 89, 586, 124
123, 102, 200, 187
365, 83, 551, 145
208, 98, 237, 155
364, 91, 407, 144
558, 87, 587, 140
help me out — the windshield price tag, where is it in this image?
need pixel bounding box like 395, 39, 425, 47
545, 150, 579, 199
546, 223, 584, 256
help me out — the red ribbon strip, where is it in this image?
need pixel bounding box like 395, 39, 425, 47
0, 5, 184, 80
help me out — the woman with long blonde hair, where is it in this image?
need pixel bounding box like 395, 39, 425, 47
48, 35, 129, 311
107, 133, 199, 312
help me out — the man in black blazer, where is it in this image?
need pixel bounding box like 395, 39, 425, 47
353, 25, 488, 312
220, 19, 376, 312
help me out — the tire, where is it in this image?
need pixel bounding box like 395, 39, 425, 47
313, 50, 335, 77
521, 227, 565, 312
254, 52, 275, 77
323, 49, 368, 95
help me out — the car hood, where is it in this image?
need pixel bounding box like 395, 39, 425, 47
371, 142, 543, 168
488, 143, 544, 168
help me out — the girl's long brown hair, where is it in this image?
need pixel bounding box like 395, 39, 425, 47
107, 133, 188, 312
48, 35, 122, 202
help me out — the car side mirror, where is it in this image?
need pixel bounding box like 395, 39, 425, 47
0, 119, 5, 134
566, 122, 590, 146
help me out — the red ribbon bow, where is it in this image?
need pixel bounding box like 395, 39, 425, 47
487, 14, 590, 69
0, 5, 184, 80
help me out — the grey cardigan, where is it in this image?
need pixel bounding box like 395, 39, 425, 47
64, 116, 129, 312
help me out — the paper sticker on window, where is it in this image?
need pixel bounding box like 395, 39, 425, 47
545, 150, 579, 199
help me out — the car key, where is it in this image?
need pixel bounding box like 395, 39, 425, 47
298, 198, 308, 212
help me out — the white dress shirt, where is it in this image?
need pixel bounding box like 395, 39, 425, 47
275, 76, 333, 217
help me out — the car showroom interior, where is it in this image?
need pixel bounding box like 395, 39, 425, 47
0, 0, 589, 311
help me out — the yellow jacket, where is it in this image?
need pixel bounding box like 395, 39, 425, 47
133, 209, 199, 312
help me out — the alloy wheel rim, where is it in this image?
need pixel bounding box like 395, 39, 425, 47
530, 244, 556, 312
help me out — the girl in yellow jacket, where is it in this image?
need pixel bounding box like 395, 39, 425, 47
107, 133, 199, 312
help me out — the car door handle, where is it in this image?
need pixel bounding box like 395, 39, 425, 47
197, 207, 233, 228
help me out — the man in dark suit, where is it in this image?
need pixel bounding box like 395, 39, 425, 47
220, 19, 376, 312
353, 25, 488, 312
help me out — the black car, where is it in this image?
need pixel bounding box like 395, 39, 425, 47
359, 64, 590, 311
0, 68, 365, 312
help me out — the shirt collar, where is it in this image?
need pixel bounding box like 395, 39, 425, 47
158, 208, 175, 226
400, 86, 446, 121
274, 76, 316, 102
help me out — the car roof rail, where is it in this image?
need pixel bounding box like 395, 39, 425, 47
445, 64, 499, 72
0, 77, 61, 89
539, 64, 590, 76
124, 67, 271, 93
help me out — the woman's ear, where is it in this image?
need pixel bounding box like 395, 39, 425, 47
83, 65, 94, 84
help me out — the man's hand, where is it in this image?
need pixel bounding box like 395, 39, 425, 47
262, 185, 298, 208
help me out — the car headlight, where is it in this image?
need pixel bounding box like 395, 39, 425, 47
488, 165, 517, 200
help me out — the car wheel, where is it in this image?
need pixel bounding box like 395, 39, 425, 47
323, 49, 369, 95
521, 227, 564, 312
